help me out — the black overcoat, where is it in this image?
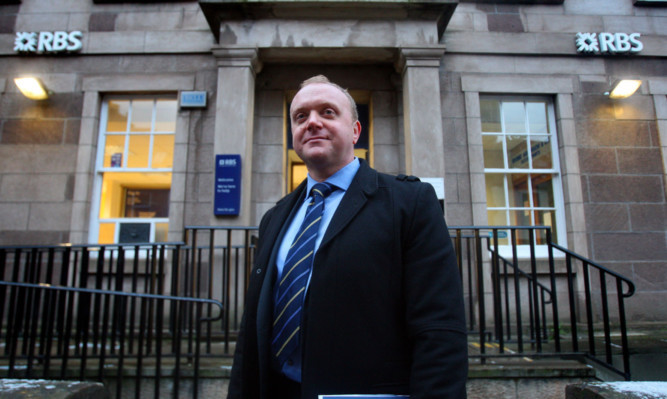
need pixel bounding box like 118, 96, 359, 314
228, 160, 468, 399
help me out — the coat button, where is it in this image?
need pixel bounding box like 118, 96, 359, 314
256, 268, 262, 274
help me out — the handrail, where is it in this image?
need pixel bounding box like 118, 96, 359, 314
0, 279, 223, 399
449, 225, 635, 380
0, 280, 224, 315
550, 242, 635, 297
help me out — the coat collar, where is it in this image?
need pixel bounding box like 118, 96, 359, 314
260, 159, 379, 257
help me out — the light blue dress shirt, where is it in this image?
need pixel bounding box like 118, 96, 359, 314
274, 157, 360, 382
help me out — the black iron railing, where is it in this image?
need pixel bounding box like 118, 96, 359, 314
452, 226, 635, 380
0, 224, 635, 396
0, 279, 222, 399
0, 242, 226, 398
181, 226, 256, 354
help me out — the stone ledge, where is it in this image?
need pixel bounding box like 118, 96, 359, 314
566, 382, 667, 399
0, 379, 109, 399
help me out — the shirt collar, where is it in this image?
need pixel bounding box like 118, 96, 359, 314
306, 157, 360, 195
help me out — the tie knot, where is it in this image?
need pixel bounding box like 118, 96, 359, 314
311, 182, 333, 200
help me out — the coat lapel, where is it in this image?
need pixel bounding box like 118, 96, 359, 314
319, 160, 378, 249
255, 181, 307, 269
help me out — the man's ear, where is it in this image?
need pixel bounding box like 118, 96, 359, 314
352, 120, 361, 144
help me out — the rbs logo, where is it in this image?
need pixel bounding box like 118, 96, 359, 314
575, 32, 643, 54
14, 31, 83, 54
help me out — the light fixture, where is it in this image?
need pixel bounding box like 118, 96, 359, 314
607, 79, 642, 99
14, 77, 50, 100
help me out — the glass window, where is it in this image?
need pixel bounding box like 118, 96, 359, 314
481, 96, 563, 246
91, 96, 176, 244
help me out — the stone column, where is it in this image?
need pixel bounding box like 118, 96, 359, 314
211, 47, 262, 226
396, 47, 447, 178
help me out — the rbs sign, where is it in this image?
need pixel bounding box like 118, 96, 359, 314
575, 32, 643, 54
14, 31, 83, 54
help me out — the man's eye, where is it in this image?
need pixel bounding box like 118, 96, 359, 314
323, 109, 335, 116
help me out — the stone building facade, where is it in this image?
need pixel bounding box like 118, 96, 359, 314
0, 0, 665, 320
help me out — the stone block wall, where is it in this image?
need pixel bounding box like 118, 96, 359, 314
0, 85, 81, 244
442, 0, 667, 322
0, 0, 217, 245
577, 80, 666, 321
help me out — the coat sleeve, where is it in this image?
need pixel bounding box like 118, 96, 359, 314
403, 182, 468, 399
227, 208, 275, 399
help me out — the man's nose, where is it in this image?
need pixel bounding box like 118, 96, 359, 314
306, 111, 322, 129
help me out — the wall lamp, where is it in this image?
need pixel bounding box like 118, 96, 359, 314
14, 77, 51, 100
607, 79, 642, 99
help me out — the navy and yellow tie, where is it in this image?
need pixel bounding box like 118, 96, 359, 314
271, 182, 334, 367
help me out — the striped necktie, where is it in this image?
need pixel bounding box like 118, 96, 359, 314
271, 182, 334, 368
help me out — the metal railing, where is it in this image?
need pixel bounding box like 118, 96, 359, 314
453, 226, 635, 380
180, 224, 635, 379
0, 242, 225, 398
0, 224, 635, 395
181, 226, 256, 354
0, 279, 222, 399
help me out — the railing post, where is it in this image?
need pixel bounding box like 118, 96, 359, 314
529, 229, 542, 352
491, 228, 504, 352
546, 228, 561, 352
474, 229, 486, 364
565, 253, 579, 352
511, 228, 523, 353
617, 278, 631, 380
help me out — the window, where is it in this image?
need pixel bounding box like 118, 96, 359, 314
91, 96, 176, 244
481, 96, 565, 249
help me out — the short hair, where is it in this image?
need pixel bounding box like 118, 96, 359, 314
299, 75, 359, 122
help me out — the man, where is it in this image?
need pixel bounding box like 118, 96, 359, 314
228, 75, 467, 399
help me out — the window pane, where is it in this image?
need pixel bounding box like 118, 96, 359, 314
127, 135, 150, 168
503, 102, 526, 133
485, 174, 506, 208
534, 210, 556, 244
152, 135, 175, 168
507, 135, 529, 169
104, 135, 125, 168
531, 136, 552, 169
124, 188, 170, 218
510, 209, 532, 229
99, 172, 125, 218
107, 100, 129, 132
155, 223, 169, 242
483, 135, 504, 168
487, 211, 509, 244
508, 173, 529, 208
527, 102, 549, 134
130, 100, 153, 132
532, 174, 554, 208
481, 99, 501, 132
99, 223, 116, 244
155, 100, 177, 132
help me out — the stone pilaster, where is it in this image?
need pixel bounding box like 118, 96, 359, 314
396, 47, 447, 179
211, 47, 262, 226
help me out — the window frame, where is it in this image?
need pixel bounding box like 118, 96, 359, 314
480, 95, 567, 258
89, 94, 177, 245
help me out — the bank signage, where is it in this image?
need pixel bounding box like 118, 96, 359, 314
575, 32, 643, 54
179, 91, 207, 108
14, 31, 83, 54
214, 154, 242, 216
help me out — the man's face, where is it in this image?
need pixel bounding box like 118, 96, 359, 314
290, 83, 360, 178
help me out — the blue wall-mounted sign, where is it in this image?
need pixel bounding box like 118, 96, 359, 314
214, 154, 241, 216
179, 91, 207, 108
